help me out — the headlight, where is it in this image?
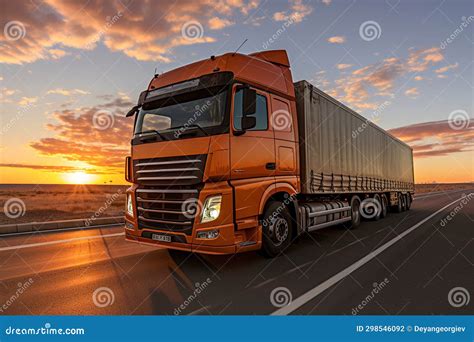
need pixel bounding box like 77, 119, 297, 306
126, 194, 134, 217
200, 195, 222, 223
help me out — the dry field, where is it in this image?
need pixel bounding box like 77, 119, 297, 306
414, 183, 474, 194
0, 184, 128, 225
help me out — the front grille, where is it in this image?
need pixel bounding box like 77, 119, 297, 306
134, 155, 206, 235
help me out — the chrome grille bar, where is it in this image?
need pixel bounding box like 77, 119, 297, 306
137, 176, 199, 181
136, 189, 198, 194
136, 167, 200, 174
138, 207, 188, 215
139, 216, 191, 226
136, 159, 201, 167
136, 197, 184, 204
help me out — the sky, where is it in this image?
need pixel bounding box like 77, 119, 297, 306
0, 0, 473, 185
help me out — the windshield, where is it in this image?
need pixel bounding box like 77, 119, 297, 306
134, 89, 227, 135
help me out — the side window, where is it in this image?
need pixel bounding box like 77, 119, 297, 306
233, 89, 268, 131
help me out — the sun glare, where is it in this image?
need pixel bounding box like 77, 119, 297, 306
65, 171, 92, 184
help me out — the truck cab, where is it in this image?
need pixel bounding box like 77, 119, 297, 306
124, 50, 301, 256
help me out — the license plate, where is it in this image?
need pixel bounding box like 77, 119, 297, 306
152, 234, 171, 243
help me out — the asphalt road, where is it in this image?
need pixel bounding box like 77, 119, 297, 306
0, 189, 472, 315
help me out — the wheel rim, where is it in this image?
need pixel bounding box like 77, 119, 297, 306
268, 216, 289, 246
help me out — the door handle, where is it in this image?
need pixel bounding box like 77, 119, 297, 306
266, 162, 276, 170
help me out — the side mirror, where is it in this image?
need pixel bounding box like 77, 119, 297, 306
241, 116, 256, 130
126, 105, 140, 117
242, 87, 257, 116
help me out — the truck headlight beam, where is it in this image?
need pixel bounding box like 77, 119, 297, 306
200, 195, 222, 223
126, 194, 134, 218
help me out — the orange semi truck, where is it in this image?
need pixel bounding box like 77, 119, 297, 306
124, 50, 414, 257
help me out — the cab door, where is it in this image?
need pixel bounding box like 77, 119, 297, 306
229, 84, 275, 228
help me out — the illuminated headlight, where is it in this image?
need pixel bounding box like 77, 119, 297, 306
126, 194, 134, 217
197, 229, 219, 239
200, 195, 222, 223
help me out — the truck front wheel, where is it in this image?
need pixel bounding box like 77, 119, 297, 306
261, 201, 293, 258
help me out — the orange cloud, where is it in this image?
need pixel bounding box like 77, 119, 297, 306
1, 0, 257, 64
30, 95, 134, 170
336, 63, 352, 70
435, 62, 458, 74
330, 47, 445, 110
328, 36, 345, 44
404, 87, 419, 98
208, 17, 234, 30
273, 0, 313, 22
388, 119, 474, 158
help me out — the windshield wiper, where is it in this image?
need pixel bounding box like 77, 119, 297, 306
137, 129, 168, 141
172, 123, 209, 136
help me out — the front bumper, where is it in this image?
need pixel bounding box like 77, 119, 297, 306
124, 182, 261, 255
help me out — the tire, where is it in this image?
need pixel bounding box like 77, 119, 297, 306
261, 201, 293, 258
394, 193, 403, 213
372, 194, 382, 221
405, 193, 412, 210
401, 193, 407, 211
343, 196, 361, 229
380, 194, 388, 218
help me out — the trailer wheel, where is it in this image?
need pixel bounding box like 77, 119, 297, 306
343, 196, 361, 229
401, 194, 407, 211
380, 194, 388, 218
372, 194, 382, 221
261, 201, 293, 258
394, 193, 403, 213
405, 194, 412, 210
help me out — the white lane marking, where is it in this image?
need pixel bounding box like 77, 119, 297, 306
271, 193, 472, 315
0, 232, 125, 252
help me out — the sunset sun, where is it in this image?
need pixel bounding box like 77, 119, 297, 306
64, 171, 92, 184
